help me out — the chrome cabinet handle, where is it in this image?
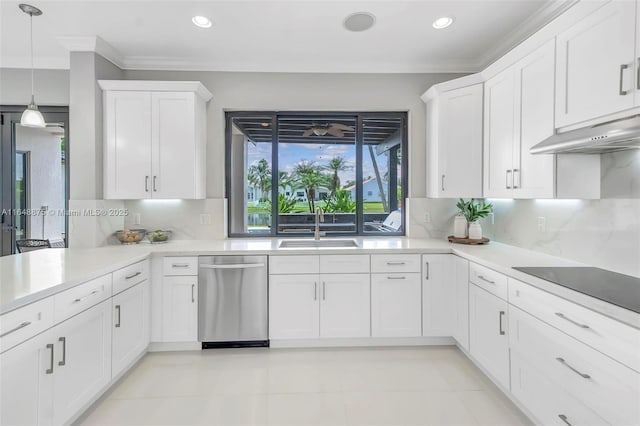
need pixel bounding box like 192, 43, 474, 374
172, 263, 190, 268
314, 282, 317, 301
499, 311, 505, 335
153, 176, 158, 192
125, 271, 141, 280
387, 276, 406, 280
386, 261, 405, 266
441, 174, 445, 192
555, 312, 590, 329
145, 176, 149, 192
115, 305, 121, 328
58, 337, 66, 366
477, 275, 495, 284
73, 289, 100, 303
556, 357, 591, 379
191, 285, 195, 303
620, 64, 629, 95
558, 414, 572, 426
0, 321, 31, 338
322, 282, 326, 300
46, 343, 54, 374
506, 170, 512, 189
425, 262, 430, 280
512, 168, 519, 189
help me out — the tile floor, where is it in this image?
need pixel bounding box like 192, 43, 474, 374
79, 346, 531, 426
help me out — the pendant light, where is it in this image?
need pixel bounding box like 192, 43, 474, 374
19, 3, 45, 128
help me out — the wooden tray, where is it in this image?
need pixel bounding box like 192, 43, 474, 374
448, 235, 490, 245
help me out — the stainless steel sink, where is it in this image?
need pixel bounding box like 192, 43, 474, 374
279, 239, 359, 248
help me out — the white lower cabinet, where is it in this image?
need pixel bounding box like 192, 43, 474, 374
269, 274, 321, 339
319, 274, 370, 338
162, 276, 198, 342
112, 281, 150, 378
269, 273, 371, 339
51, 300, 112, 425
452, 256, 470, 350
0, 331, 53, 426
371, 273, 422, 337
469, 283, 509, 389
422, 255, 456, 336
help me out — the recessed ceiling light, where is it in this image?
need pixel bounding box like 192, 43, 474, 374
192, 15, 212, 28
432, 16, 454, 29
343, 12, 376, 32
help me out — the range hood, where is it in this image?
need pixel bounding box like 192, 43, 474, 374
530, 115, 640, 154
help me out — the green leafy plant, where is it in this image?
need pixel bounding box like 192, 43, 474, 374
277, 193, 297, 213
324, 189, 356, 213
456, 198, 493, 222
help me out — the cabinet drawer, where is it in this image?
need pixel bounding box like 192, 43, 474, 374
320, 255, 370, 274
371, 254, 420, 273
269, 255, 320, 275
162, 257, 198, 276
509, 278, 640, 372
510, 305, 639, 426
469, 262, 508, 300
113, 259, 149, 294
511, 352, 610, 426
53, 274, 112, 324
0, 298, 54, 353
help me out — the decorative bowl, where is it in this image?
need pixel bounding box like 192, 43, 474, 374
115, 229, 147, 244
147, 229, 172, 243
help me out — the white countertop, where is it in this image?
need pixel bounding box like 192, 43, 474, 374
1, 237, 638, 328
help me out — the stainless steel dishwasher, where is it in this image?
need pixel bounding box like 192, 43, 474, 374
198, 255, 268, 348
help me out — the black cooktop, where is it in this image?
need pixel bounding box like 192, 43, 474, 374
512, 267, 640, 314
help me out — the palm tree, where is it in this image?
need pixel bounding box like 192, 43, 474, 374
247, 159, 272, 201
278, 171, 295, 194
324, 156, 351, 198
292, 160, 326, 213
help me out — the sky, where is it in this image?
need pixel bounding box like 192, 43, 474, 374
246, 141, 391, 188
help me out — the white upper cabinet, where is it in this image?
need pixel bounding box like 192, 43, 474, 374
425, 82, 483, 198
100, 81, 212, 200
555, 0, 637, 128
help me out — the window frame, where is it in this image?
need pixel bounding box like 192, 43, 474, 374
225, 111, 408, 238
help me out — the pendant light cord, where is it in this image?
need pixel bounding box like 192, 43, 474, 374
30, 12, 34, 101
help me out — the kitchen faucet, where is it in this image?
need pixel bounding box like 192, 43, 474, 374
314, 207, 325, 240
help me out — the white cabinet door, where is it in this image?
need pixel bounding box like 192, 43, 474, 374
0, 332, 53, 426
422, 255, 455, 336
112, 281, 149, 378
469, 284, 509, 389
437, 84, 483, 198
484, 70, 517, 198
52, 300, 112, 425
319, 274, 370, 338
513, 40, 556, 199
151, 92, 202, 199
269, 274, 320, 339
556, 0, 636, 127
162, 276, 198, 342
371, 273, 422, 337
103, 91, 152, 199
452, 256, 470, 351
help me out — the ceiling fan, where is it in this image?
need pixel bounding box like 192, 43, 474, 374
303, 123, 354, 138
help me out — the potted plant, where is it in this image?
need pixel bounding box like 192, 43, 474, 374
456, 198, 493, 239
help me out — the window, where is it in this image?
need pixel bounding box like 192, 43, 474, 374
226, 112, 407, 237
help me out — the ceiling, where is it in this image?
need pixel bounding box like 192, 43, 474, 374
0, 0, 575, 73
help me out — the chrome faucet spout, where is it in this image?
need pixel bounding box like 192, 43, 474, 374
314, 207, 325, 240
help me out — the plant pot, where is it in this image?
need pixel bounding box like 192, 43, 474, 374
453, 214, 468, 238
468, 220, 483, 240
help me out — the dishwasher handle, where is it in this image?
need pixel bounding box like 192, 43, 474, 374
200, 263, 265, 269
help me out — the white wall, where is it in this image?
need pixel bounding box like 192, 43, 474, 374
0, 68, 69, 105
15, 126, 65, 241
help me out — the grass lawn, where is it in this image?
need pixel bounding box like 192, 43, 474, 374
247, 201, 386, 214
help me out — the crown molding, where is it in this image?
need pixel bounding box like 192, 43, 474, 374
474, 0, 579, 69
56, 35, 125, 70
97, 80, 213, 101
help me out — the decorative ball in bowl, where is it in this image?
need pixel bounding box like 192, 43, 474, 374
115, 229, 147, 244
147, 229, 172, 243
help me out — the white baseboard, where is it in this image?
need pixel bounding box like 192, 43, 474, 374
148, 341, 201, 352
269, 336, 455, 348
